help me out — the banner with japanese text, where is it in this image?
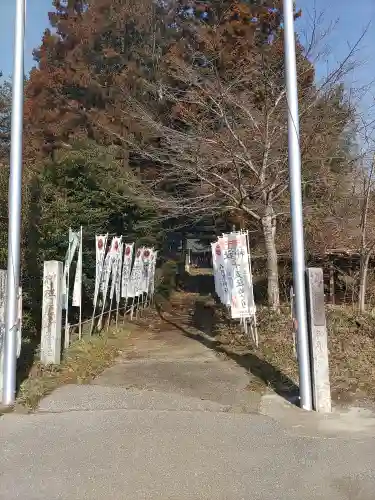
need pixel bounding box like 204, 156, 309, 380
141, 248, 153, 294
121, 243, 134, 299
62, 228, 80, 309
128, 247, 143, 298
102, 236, 122, 303
94, 233, 108, 306
211, 241, 230, 306
149, 251, 157, 296
220, 232, 255, 318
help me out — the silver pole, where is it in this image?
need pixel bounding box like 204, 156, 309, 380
283, 0, 312, 411
2, 0, 26, 406
78, 226, 83, 339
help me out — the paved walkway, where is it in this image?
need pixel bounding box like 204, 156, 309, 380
1, 316, 375, 499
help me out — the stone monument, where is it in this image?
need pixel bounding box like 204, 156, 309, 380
306, 267, 331, 413
41, 261, 63, 365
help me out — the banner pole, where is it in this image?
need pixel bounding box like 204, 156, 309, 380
64, 231, 71, 349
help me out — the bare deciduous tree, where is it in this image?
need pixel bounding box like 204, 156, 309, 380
28, 0, 367, 310
112, 26, 360, 310
358, 154, 375, 312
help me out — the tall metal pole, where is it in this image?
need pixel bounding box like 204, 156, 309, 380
2, 0, 26, 406
283, 0, 312, 411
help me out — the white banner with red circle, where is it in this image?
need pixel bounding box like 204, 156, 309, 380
211, 232, 255, 319
121, 243, 134, 299
94, 233, 108, 305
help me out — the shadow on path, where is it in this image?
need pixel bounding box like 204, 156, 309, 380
155, 304, 299, 404
178, 273, 215, 295
16, 337, 39, 395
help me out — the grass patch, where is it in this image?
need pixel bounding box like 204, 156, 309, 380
327, 307, 375, 404
17, 327, 131, 411
214, 305, 299, 396
188, 267, 213, 276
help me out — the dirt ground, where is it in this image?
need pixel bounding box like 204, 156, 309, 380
159, 290, 375, 410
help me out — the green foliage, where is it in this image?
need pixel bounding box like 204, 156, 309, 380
21, 141, 159, 335
0, 0, 363, 338
39, 143, 130, 253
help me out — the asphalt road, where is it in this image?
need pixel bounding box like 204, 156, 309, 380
1, 321, 374, 499
0, 398, 374, 500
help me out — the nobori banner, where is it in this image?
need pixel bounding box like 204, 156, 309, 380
220, 232, 255, 318
212, 232, 255, 319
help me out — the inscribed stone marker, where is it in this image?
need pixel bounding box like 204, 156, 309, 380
0, 270, 6, 400
306, 267, 331, 413
40, 261, 63, 365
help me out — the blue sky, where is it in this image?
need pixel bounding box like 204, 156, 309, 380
0, 0, 51, 78
298, 0, 375, 109
0, 0, 374, 100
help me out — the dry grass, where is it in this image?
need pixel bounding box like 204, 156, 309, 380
16, 327, 131, 411
188, 267, 213, 276
213, 305, 299, 395
327, 307, 375, 405
169, 291, 375, 406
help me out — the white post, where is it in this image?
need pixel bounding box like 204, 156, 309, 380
283, 0, 313, 411
2, 0, 26, 407
40, 261, 63, 365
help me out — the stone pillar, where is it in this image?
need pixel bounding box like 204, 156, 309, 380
41, 261, 63, 365
306, 267, 331, 413
0, 270, 7, 400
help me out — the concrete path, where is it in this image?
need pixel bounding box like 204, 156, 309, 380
1, 318, 375, 499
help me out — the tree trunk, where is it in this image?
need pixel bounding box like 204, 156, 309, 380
329, 259, 335, 305
262, 211, 280, 311
359, 252, 370, 313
